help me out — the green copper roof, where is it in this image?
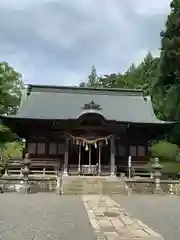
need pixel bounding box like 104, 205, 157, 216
2, 84, 170, 124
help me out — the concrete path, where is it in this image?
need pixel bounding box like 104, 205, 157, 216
82, 195, 163, 240
0, 193, 96, 240
112, 195, 180, 240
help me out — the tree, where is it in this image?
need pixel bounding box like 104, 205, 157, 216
154, 0, 180, 121
0, 62, 24, 115
86, 65, 100, 87
0, 62, 24, 143
79, 82, 86, 87
79, 53, 159, 94
93, 53, 159, 93
79, 65, 100, 88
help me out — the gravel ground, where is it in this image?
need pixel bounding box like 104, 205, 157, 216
0, 193, 96, 240
112, 194, 180, 240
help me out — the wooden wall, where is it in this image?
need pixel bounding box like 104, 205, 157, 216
115, 128, 149, 166
25, 125, 149, 166
26, 133, 66, 160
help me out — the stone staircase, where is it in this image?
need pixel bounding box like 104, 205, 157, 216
62, 176, 126, 195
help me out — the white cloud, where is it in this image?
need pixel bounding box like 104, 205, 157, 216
0, 0, 170, 85
134, 0, 170, 15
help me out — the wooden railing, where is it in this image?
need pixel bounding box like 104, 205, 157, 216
5, 158, 62, 175
30, 158, 62, 175
5, 158, 23, 175
5, 157, 151, 177
116, 159, 149, 177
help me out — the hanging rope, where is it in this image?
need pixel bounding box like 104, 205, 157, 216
68, 133, 112, 145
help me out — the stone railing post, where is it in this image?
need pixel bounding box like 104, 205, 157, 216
128, 156, 132, 179
63, 138, 69, 176
110, 135, 115, 176
56, 172, 62, 195
0, 162, 3, 193
4, 163, 8, 176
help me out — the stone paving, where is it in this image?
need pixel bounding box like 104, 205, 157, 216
82, 195, 163, 240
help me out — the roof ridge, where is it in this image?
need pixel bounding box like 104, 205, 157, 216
27, 84, 143, 94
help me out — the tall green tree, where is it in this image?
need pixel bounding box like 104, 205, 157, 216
86, 65, 99, 87
79, 65, 100, 88
154, 0, 180, 121
0, 62, 24, 144
92, 53, 159, 94
0, 62, 24, 115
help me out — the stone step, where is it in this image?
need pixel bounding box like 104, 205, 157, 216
62, 176, 126, 195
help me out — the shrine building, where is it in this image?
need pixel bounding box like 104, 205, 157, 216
0, 84, 173, 176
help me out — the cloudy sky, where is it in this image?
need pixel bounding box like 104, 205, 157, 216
0, 0, 170, 86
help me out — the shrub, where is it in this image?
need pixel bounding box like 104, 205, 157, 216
149, 141, 179, 162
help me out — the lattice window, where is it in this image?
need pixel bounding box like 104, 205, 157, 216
129, 146, 137, 156
58, 142, 65, 154
117, 145, 126, 156
49, 142, 57, 155
28, 142, 36, 154
138, 146, 146, 157
37, 143, 46, 154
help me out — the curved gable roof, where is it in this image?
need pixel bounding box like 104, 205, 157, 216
2, 85, 170, 124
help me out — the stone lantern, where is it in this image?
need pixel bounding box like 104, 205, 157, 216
19, 153, 31, 194
152, 157, 163, 194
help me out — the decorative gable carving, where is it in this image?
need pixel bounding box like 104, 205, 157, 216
82, 100, 102, 110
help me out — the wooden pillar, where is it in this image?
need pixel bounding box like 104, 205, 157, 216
110, 135, 116, 176
98, 144, 101, 175
88, 145, 91, 173
63, 137, 69, 176
78, 144, 81, 174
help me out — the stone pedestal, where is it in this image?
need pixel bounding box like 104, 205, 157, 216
19, 183, 31, 194
152, 158, 163, 195
153, 178, 163, 195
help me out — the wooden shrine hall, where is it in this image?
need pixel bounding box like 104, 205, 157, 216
0, 85, 173, 176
